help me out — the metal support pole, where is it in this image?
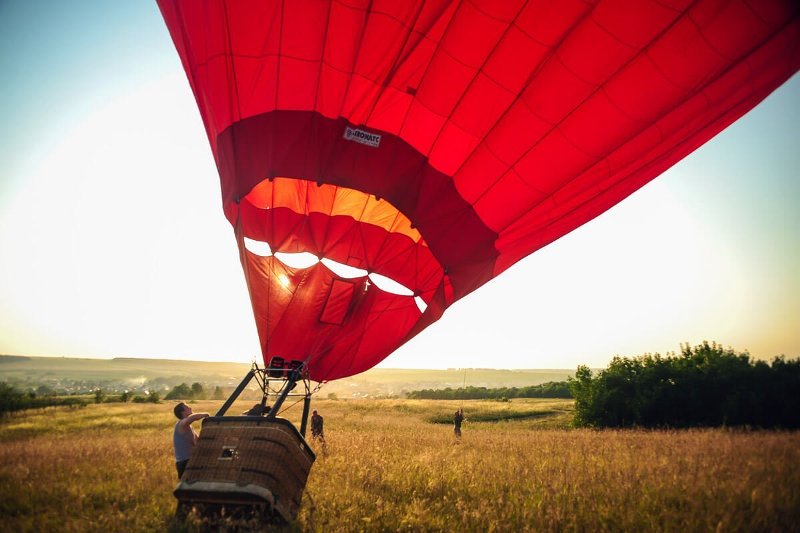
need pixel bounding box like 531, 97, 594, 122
299, 394, 311, 437
259, 385, 269, 409
215, 369, 255, 416
267, 368, 301, 419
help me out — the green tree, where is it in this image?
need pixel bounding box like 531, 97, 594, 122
36, 385, 55, 397
212, 386, 225, 400
571, 342, 800, 428
191, 382, 205, 400
165, 383, 192, 400
94, 389, 106, 404
0, 382, 24, 416
568, 365, 597, 427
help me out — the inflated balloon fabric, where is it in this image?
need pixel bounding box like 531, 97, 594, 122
159, 0, 799, 380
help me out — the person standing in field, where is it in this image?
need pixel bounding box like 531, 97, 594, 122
173, 402, 209, 479
310, 409, 324, 443
242, 402, 270, 416
454, 408, 464, 438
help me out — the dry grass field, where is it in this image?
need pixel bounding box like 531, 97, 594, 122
1, 399, 798, 532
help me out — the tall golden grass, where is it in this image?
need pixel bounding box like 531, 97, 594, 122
1, 399, 798, 532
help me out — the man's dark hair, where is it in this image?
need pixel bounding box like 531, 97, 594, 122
174, 402, 188, 419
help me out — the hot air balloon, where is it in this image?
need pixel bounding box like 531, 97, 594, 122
158, 0, 799, 521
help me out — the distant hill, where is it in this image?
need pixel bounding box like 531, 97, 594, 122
0, 355, 31, 363
0, 355, 252, 393
0, 355, 573, 398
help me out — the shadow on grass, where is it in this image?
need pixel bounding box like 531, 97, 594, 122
427, 410, 559, 424
166, 502, 306, 533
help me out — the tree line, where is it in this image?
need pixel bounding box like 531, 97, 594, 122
164, 382, 226, 400
569, 341, 800, 428
0, 379, 229, 417
407, 381, 572, 400
0, 382, 161, 416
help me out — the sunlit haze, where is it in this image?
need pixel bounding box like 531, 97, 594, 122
1, 2, 798, 370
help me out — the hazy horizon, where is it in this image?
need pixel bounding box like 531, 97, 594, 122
1, 352, 578, 371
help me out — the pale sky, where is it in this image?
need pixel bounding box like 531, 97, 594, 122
1, 2, 798, 371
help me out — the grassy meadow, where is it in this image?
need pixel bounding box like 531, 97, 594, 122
1, 398, 798, 532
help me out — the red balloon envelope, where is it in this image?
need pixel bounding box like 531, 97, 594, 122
158, 0, 799, 381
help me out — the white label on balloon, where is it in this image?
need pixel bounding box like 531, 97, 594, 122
343, 126, 381, 148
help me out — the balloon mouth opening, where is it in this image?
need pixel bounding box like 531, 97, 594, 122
236, 177, 440, 314
243, 237, 428, 313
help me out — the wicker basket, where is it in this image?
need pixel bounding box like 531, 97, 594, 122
174, 416, 316, 522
